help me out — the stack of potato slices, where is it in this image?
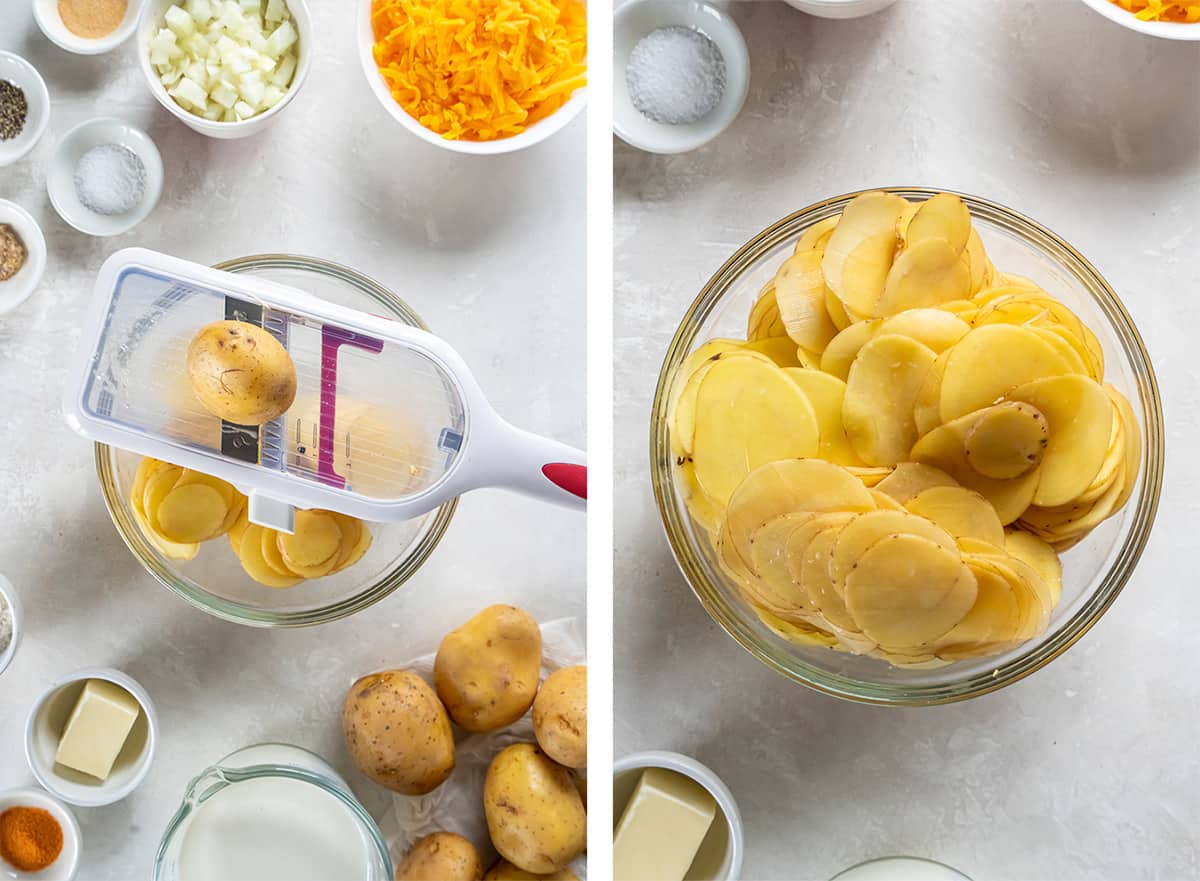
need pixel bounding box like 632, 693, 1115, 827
669, 192, 1139, 666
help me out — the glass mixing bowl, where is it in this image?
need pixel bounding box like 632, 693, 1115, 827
97, 254, 457, 627
650, 188, 1164, 705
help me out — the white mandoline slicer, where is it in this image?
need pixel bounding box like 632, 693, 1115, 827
65, 248, 587, 533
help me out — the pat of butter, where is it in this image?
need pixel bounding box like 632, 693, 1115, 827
614, 767, 717, 881
55, 679, 141, 781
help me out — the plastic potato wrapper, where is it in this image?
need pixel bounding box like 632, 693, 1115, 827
377, 617, 587, 879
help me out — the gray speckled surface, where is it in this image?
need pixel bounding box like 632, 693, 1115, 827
0, 3, 584, 878
614, 2, 1198, 879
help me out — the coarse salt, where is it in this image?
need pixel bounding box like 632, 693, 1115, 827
626, 25, 726, 126
74, 143, 147, 216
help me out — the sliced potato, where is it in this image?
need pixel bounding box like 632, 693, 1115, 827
933, 559, 1020, 651
692, 357, 820, 505
905, 192, 971, 254
747, 285, 787, 341
822, 191, 907, 316
820, 319, 880, 380
743, 336, 803, 367
876, 308, 970, 353
913, 353, 948, 438
1005, 529, 1063, 604
279, 509, 343, 573
238, 524, 305, 588
798, 524, 863, 636
962, 402, 1049, 480
774, 249, 838, 353
782, 369, 860, 465
843, 334, 937, 465
906, 485, 1006, 547
875, 462, 958, 504
132, 504, 199, 561
155, 484, 229, 543
829, 509, 956, 596
670, 346, 774, 456
794, 216, 839, 255
261, 527, 296, 577
876, 238, 972, 316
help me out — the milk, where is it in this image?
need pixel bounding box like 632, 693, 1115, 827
177, 746, 373, 881
833, 857, 971, 881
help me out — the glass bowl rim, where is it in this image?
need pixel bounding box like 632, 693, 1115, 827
649, 186, 1165, 706
95, 252, 458, 628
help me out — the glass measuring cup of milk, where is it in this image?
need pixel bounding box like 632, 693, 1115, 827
154, 743, 393, 881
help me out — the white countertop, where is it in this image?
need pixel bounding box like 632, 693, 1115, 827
615, 2, 1199, 879
0, 4, 585, 878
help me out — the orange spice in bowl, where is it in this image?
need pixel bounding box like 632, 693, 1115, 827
0, 806, 63, 872
369, 0, 587, 142
58, 0, 128, 39
1107, 0, 1200, 21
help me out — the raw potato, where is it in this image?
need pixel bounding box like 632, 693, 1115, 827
394, 832, 484, 881
483, 744, 586, 875
485, 860, 580, 881
842, 333, 936, 465
434, 606, 543, 733
341, 670, 455, 796
187, 320, 297, 426
532, 666, 586, 769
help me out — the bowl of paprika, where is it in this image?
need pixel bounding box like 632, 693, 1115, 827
0, 788, 80, 880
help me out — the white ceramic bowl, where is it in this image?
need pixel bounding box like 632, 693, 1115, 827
614, 0, 749, 155
136, 0, 313, 138
1077, 0, 1200, 39
47, 118, 163, 237
0, 788, 81, 880
781, 0, 899, 19
355, 0, 587, 155
34, 0, 143, 55
613, 750, 743, 881
0, 200, 47, 315
25, 668, 159, 807
0, 573, 21, 678
0, 52, 51, 167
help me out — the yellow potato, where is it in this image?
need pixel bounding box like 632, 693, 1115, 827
669, 347, 773, 457
1106, 384, 1141, 511
278, 509, 342, 575
173, 468, 236, 508
822, 191, 907, 316
691, 357, 819, 505
874, 462, 958, 504
395, 833, 483, 881
532, 665, 586, 769
187, 320, 297, 426
913, 353, 948, 438
434, 605, 542, 733
484, 744, 586, 875
143, 465, 182, 528
876, 238, 971, 316
237, 524, 304, 588
964, 229, 994, 294
1005, 529, 1063, 604
829, 509, 956, 595
843, 534, 977, 650
774, 249, 838, 353
782, 368, 860, 465
342, 670, 455, 795
155, 483, 229, 543
743, 336, 804, 367
819, 319, 880, 380
798, 525, 863, 636
875, 308, 970, 353
485, 859, 580, 881
962, 402, 1049, 480
933, 559, 1021, 652
905, 192, 971, 254
793, 216, 839, 255
746, 285, 786, 341
132, 504, 199, 561
906, 485, 1006, 547
260, 527, 296, 577
843, 334, 937, 465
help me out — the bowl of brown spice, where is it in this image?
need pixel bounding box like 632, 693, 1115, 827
0, 200, 46, 316
0, 788, 80, 881
34, 0, 143, 56
0, 52, 49, 167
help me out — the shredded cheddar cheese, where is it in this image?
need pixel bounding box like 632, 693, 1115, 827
370, 0, 587, 142
1108, 0, 1200, 22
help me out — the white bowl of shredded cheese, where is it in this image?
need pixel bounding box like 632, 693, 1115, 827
1077, 0, 1200, 39
614, 0, 749, 154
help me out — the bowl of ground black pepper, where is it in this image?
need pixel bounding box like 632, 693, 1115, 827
34, 0, 143, 56
0, 52, 50, 167
0, 788, 80, 880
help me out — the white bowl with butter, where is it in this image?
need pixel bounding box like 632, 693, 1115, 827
613, 750, 743, 881
24, 668, 158, 807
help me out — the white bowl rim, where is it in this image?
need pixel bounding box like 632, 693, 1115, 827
46, 116, 164, 237
33, 0, 143, 55
0, 786, 82, 880
0, 572, 22, 677
1077, 0, 1200, 39
135, 0, 313, 135
613, 0, 750, 155
0, 199, 48, 316
613, 749, 744, 881
24, 666, 159, 807
0, 50, 52, 166
354, 0, 587, 155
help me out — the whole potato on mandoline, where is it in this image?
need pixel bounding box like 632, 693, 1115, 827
187, 320, 297, 425
484, 744, 586, 875
341, 670, 455, 796
531, 666, 587, 769
484, 859, 580, 880
434, 605, 542, 733
394, 832, 483, 881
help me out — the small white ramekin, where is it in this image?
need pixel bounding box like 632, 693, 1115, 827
781, 0, 899, 20
0, 573, 21, 677
355, 0, 587, 155
25, 667, 159, 807
136, 0, 313, 139
614, 750, 744, 881
47, 117, 163, 237
0, 787, 82, 880
0, 51, 51, 167
614, 0, 749, 155
33, 0, 144, 55
1077, 0, 1200, 40
0, 201, 47, 316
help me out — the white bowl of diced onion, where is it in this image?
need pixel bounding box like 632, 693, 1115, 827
137, 0, 311, 139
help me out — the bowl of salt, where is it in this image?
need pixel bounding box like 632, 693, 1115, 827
47, 117, 163, 237
614, 0, 749, 154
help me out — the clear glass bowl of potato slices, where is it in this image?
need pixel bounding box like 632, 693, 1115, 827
96, 255, 457, 627
651, 188, 1163, 704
